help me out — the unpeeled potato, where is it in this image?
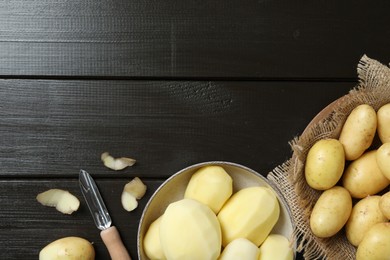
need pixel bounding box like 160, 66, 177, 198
342, 150, 390, 199
345, 195, 388, 247
304, 139, 345, 190
356, 222, 390, 260
339, 104, 377, 161
379, 191, 390, 220
376, 142, 390, 181
310, 186, 352, 238
39, 237, 95, 260
377, 103, 390, 143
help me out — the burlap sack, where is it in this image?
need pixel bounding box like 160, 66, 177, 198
267, 55, 390, 259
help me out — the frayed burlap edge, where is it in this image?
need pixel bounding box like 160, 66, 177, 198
267, 55, 390, 260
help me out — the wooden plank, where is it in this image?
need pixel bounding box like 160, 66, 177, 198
0, 179, 163, 259
0, 79, 354, 178
0, 0, 389, 78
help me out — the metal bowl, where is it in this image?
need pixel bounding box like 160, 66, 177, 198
137, 161, 295, 259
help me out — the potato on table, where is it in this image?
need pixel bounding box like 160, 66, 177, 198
39, 236, 95, 260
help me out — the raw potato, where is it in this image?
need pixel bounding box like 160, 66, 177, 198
121, 177, 147, 211
345, 195, 388, 246
143, 216, 166, 260
217, 186, 280, 247
159, 199, 221, 260
184, 165, 233, 213
376, 142, 390, 181
310, 186, 352, 238
342, 150, 390, 198
219, 238, 260, 260
339, 104, 377, 160
259, 234, 294, 260
377, 103, 390, 143
379, 191, 390, 219
304, 138, 345, 190
39, 236, 95, 260
101, 152, 136, 171
356, 222, 390, 260
36, 189, 80, 214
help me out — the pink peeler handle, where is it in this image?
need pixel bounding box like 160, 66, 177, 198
100, 226, 131, 260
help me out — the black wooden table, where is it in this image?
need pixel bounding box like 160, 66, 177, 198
1, 1, 389, 259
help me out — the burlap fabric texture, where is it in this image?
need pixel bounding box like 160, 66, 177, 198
267, 55, 390, 259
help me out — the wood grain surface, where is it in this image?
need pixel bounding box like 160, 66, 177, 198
0, 79, 354, 259
1, 80, 353, 178
0, 179, 163, 259
1, 0, 389, 259
0, 0, 389, 78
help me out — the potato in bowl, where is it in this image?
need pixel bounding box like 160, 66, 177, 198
137, 161, 295, 260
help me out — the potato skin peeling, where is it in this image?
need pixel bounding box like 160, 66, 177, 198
101, 152, 136, 171
122, 177, 147, 211
36, 189, 80, 215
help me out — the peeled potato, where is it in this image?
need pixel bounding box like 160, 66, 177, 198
259, 234, 294, 260
159, 199, 221, 260
304, 138, 345, 190
377, 103, 390, 143
217, 186, 280, 247
184, 165, 233, 213
39, 236, 95, 260
376, 142, 390, 181
339, 104, 377, 160
345, 195, 388, 246
342, 150, 390, 198
219, 238, 260, 260
356, 222, 390, 260
310, 186, 352, 238
143, 216, 166, 260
